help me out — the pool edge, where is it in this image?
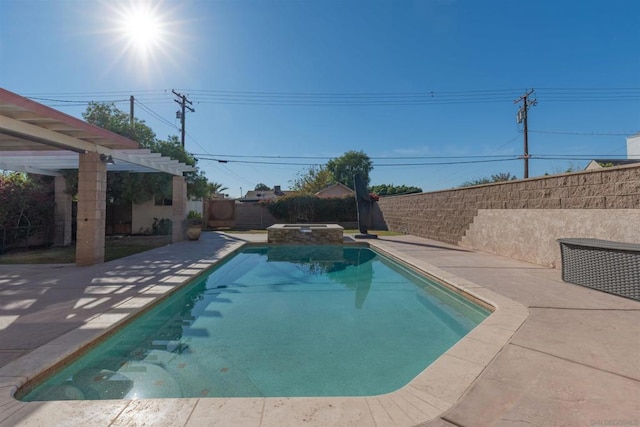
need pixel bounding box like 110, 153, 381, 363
0, 236, 529, 426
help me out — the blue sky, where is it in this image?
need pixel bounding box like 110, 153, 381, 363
1, 0, 639, 197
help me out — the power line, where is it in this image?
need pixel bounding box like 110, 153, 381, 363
375, 158, 519, 166
22, 87, 640, 97
190, 153, 519, 159
194, 152, 631, 167
194, 156, 520, 167
532, 154, 629, 159
27, 96, 129, 104
217, 163, 257, 187
191, 152, 631, 161
24, 87, 640, 108
185, 130, 214, 156
530, 129, 638, 136
134, 99, 179, 131
430, 134, 522, 187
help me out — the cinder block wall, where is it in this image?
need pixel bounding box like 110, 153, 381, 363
377, 164, 640, 268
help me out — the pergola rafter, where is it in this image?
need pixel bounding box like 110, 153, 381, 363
0, 88, 192, 265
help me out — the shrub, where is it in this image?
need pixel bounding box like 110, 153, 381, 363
264, 195, 356, 223
0, 173, 55, 246
152, 217, 172, 235
186, 210, 203, 227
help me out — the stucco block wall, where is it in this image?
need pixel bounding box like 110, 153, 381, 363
377, 164, 640, 268
132, 199, 173, 234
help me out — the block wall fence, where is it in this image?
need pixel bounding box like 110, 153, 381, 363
376, 164, 640, 268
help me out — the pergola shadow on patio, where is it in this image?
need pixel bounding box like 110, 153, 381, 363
0, 88, 194, 265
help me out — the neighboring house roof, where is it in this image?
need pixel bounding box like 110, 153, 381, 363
242, 190, 279, 201
584, 159, 640, 171
240, 187, 295, 202
315, 182, 355, 198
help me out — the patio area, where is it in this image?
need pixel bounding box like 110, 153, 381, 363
0, 232, 638, 426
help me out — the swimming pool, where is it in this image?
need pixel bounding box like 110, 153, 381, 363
19, 245, 490, 401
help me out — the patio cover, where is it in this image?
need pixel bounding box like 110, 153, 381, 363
0, 88, 194, 176
0, 87, 194, 265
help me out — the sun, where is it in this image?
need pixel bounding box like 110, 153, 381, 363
116, 1, 167, 58
124, 9, 160, 49
100, 1, 183, 79
119, 3, 164, 55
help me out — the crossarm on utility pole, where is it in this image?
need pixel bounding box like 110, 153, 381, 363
514, 89, 537, 178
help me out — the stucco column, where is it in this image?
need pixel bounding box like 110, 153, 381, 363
53, 175, 72, 247
76, 152, 107, 265
172, 175, 187, 242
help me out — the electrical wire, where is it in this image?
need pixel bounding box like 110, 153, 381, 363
134, 99, 179, 131
27, 96, 129, 104
184, 130, 214, 157
189, 153, 518, 160
530, 130, 638, 136
194, 156, 520, 167
24, 87, 640, 108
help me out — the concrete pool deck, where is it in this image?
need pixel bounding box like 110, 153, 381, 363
0, 232, 638, 426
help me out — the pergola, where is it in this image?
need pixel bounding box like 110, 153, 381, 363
0, 88, 195, 265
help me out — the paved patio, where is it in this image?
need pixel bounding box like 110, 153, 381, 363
0, 232, 638, 426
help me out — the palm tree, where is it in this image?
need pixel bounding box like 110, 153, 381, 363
206, 182, 228, 198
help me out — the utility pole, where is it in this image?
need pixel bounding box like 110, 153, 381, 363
514, 89, 537, 178
129, 95, 135, 136
172, 90, 195, 148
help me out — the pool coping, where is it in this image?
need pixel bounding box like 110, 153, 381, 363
0, 236, 529, 426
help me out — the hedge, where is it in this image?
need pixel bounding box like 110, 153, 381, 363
264, 195, 356, 223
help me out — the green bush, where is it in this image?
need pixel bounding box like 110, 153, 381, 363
264, 195, 356, 223
152, 217, 172, 235
186, 210, 203, 227
0, 173, 55, 245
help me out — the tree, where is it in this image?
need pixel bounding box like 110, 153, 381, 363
83, 102, 156, 148
461, 172, 517, 187
491, 172, 517, 182
80, 102, 222, 202
254, 183, 271, 191
206, 182, 228, 198
155, 135, 209, 200
326, 150, 373, 190
369, 184, 422, 196
290, 165, 334, 194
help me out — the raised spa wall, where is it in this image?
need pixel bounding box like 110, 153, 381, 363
267, 224, 344, 244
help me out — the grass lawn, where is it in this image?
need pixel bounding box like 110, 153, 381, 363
0, 235, 172, 264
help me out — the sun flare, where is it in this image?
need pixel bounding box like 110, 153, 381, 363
116, 2, 166, 56
101, 1, 183, 79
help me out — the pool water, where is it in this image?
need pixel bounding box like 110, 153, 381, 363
20, 245, 490, 401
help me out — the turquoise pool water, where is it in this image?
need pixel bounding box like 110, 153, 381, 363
20, 245, 490, 401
